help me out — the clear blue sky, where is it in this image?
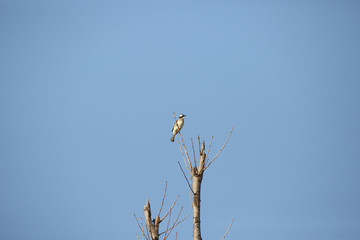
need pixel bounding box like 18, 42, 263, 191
1, 1, 359, 239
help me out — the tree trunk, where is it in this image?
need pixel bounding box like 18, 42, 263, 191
192, 172, 203, 240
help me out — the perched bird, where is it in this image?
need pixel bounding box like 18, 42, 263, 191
170, 114, 186, 142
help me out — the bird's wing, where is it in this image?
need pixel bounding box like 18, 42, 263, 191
171, 119, 177, 132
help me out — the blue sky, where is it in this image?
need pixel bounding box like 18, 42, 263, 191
1, 1, 360, 239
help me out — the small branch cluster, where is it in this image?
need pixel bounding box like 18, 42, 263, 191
173, 112, 234, 178
134, 182, 189, 240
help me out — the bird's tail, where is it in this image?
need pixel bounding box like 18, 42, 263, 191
170, 135, 175, 142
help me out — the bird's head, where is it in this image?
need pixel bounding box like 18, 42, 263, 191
179, 114, 186, 118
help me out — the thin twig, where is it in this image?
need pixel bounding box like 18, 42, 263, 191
165, 206, 184, 239
178, 161, 194, 194
160, 195, 180, 222
205, 127, 234, 170
191, 138, 197, 169
168, 214, 189, 233
178, 140, 191, 174
198, 136, 201, 153
164, 208, 172, 239
179, 132, 192, 170
205, 135, 214, 165
222, 219, 234, 240
143, 216, 150, 240
158, 181, 168, 218
134, 214, 149, 240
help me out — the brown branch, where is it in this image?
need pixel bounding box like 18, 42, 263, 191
197, 136, 201, 153
222, 219, 234, 240
191, 138, 197, 169
179, 132, 192, 170
164, 206, 184, 239
160, 195, 180, 222
166, 213, 189, 237
134, 214, 149, 240
197, 140, 206, 175
178, 161, 194, 194
157, 182, 168, 218
143, 216, 150, 240
177, 139, 191, 174
205, 127, 234, 170
164, 208, 172, 239
205, 135, 214, 165
144, 198, 160, 240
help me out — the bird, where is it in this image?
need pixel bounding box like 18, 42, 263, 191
170, 114, 186, 142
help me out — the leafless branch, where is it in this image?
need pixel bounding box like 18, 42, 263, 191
160, 195, 180, 222
158, 182, 168, 218
205, 135, 214, 165
205, 127, 234, 170
179, 132, 192, 170
164, 208, 172, 239
191, 138, 197, 169
198, 136, 201, 153
165, 206, 185, 239
198, 140, 206, 174
144, 216, 150, 240
222, 219, 234, 240
134, 214, 149, 240
177, 140, 191, 174
178, 161, 194, 194
167, 213, 189, 235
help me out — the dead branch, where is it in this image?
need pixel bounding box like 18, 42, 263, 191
178, 140, 191, 174
158, 182, 168, 218
178, 161, 194, 194
134, 214, 148, 240
144, 216, 150, 240
160, 195, 180, 222
164, 206, 184, 239
179, 132, 192, 170
205, 127, 234, 170
166, 213, 189, 238
205, 135, 214, 165
137, 182, 187, 240
144, 199, 159, 240
164, 208, 172, 239
191, 138, 197, 169
197, 140, 206, 175
222, 219, 234, 240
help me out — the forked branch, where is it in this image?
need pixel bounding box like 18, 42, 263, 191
204, 127, 234, 170
138, 184, 187, 240
134, 214, 149, 240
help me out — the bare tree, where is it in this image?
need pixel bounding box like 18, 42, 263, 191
135, 114, 234, 240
